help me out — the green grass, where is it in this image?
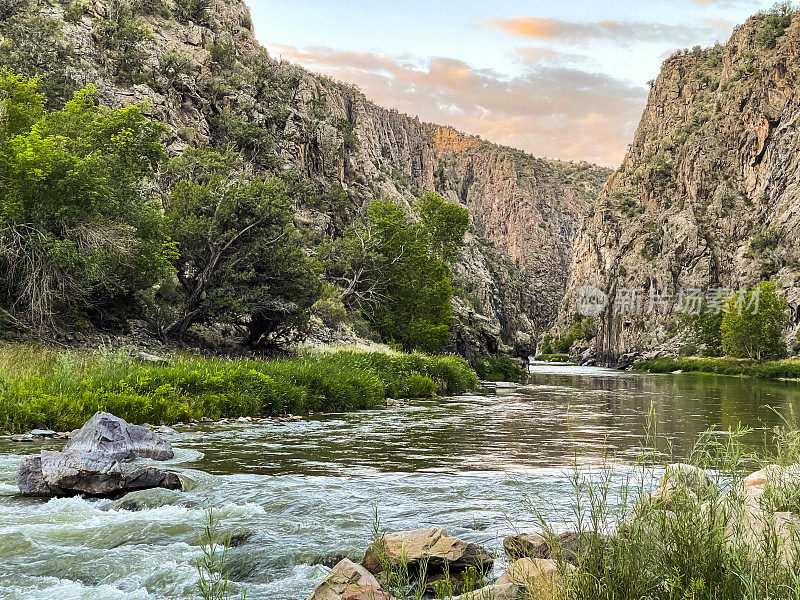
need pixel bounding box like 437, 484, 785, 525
633, 356, 800, 380
0, 344, 477, 433
534, 353, 572, 363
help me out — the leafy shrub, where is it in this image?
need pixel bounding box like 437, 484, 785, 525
174, 0, 211, 25
756, 2, 794, 49
404, 374, 436, 398
633, 356, 800, 379
474, 355, 527, 383
678, 343, 699, 357
93, 0, 153, 84
721, 282, 788, 359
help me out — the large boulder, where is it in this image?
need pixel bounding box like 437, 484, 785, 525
64, 411, 174, 461
305, 559, 381, 600
362, 527, 493, 576
17, 449, 181, 497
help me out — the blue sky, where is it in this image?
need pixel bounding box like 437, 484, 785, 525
247, 0, 775, 166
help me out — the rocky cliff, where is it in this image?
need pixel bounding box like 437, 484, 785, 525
557, 8, 800, 363
0, 0, 609, 357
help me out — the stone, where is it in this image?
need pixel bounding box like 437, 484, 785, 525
136, 351, 169, 364
106, 487, 187, 511
741, 464, 800, 500
64, 412, 174, 461
30, 429, 56, 437
650, 463, 715, 508
17, 449, 181, 497
11, 434, 33, 442
341, 586, 393, 600
452, 583, 521, 600
305, 558, 381, 600
362, 527, 493, 576
503, 532, 547, 560
496, 558, 571, 600
17, 455, 50, 496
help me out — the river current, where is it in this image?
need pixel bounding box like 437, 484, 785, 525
1, 363, 799, 599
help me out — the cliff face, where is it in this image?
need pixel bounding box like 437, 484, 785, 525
0, 0, 609, 356
558, 9, 800, 362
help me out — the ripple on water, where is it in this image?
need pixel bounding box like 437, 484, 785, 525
1, 364, 799, 599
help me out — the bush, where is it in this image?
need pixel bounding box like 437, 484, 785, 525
755, 2, 794, 49
474, 355, 527, 383
678, 343, 699, 357
534, 353, 571, 362
721, 282, 788, 359
404, 374, 436, 398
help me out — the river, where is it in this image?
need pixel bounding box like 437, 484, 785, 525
1, 363, 799, 599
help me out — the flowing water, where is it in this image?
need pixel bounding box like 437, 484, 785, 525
2, 363, 800, 599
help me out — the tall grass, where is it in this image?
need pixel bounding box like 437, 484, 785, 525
634, 356, 800, 380
526, 415, 800, 600
0, 344, 476, 433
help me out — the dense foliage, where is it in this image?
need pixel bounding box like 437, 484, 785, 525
323, 192, 469, 353
0, 344, 476, 433
721, 281, 788, 359
159, 147, 321, 348
0, 71, 172, 330
474, 354, 528, 383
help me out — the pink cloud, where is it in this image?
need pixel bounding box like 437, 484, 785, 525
267, 43, 647, 167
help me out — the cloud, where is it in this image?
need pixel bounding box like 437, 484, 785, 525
268, 44, 647, 167
480, 17, 720, 45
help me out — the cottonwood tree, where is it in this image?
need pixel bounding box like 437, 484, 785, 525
162, 147, 321, 347
0, 70, 172, 330
322, 192, 469, 353
721, 281, 788, 359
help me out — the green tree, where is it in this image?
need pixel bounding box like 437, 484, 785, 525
678, 299, 724, 356
721, 281, 788, 359
163, 147, 321, 348
0, 70, 172, 330
322, 193, 469, 353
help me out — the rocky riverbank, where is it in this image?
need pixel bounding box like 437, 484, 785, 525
302, 459, 800, 600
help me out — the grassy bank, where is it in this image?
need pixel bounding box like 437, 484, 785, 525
633, 356, 800, 380
0, 344, 477, 433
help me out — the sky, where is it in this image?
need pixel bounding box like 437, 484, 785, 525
247, 0, 776, 167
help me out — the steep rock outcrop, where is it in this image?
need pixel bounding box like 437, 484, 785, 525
558, 10, 800, 362
0, 0, 609, 355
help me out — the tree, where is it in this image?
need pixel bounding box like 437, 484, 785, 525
163, 147, 321, 347
678, 299, 724, 356
0, 70, 172, 330
721, 281, 788, 359
322, 192, 469, 353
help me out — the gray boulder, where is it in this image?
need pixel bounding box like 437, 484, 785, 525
17, 449, 181, 497
64, 412, 174, 461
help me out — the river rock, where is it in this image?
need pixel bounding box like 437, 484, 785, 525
341, 586, 393, 600
452, 583, 521, 600
17, 449, 181, 497
64, 412, 174, 461
503, 532, 547, 560
17, 455, 50, 496
305, 558, 381, 600
362, 527, 493, 576
106, 487, 188, 511
496, 558, 573, 599
650, 463, 716, 509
